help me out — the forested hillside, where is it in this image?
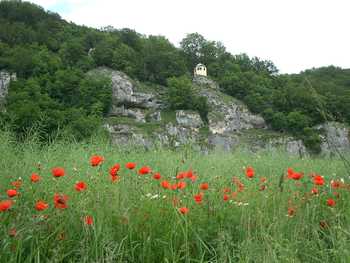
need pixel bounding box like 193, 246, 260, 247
0, 0, 349, 152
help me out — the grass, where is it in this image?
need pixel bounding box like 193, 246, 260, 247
1, 131, 350, 262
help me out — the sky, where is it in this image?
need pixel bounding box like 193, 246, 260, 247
29, 0, 350, 74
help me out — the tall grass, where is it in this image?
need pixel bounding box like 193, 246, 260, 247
1, 132, 350, 262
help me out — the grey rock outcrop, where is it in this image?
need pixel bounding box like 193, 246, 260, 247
0, 71, 16, 106
315, 122, 350, 155
176, 110, 203, 128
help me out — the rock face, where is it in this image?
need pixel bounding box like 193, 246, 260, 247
316, 122, 350, 155
0, 71, 15, 106
176, 110, 203, 128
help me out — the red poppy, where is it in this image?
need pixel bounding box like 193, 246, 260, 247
0, 200, 12, 211
176, 172, 186, 180
330, 180, 342, 189
7, 189, 17, 198
245, 166, 254, 179
260, 177, 267, 183
54, 193, 68, 209
153, 173, 161, 180
288, 207, 296, 217
259, 185, 266, 191
179, 207, 189, 214
125, 162, 136, 170
90, 155, 104, 167
223, 194, 230, 201
138, 166, 151, 175
200, 183, 209, 190
177, 181, 186, 190
223, 188, 231, 193
31, 173, 41, 183
287, 168, 294, 178
35, 200, 49, 211
110, 174, 120, 182
313, 175, 325, 186
52, 167, 65, 178
194, 193, 203, 204
171, 184, 178, 190
11, 180, 22, 189
288, 169, 303, 180
84, 215, 94, 225
186, 170, 194, 178
311, 188, 319, 195
161, 180, 170, 189
327, 198, 336, 207
109, 164, 120, 177
75, 181, 87, 192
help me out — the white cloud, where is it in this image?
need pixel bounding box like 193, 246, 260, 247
29, 0, 350, 73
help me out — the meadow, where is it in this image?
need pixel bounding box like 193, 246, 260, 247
1, 131, 350, 263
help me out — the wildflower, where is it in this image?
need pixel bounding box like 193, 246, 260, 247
287, 207, 296, 217
245, 166, 254, 179
313, 175, 324, 186
260, 177, 267, 183
0, 200, 12, 211
11, 179, 22, 189
153, 173, 161, 180
287, 168, 294, 178
35, 200, 49, 211
223, 188, 231, 193
90, 155, 104, 167
75, 181, 87, 192
327, 198, 336, 207
176, 172, 186, 180
31, 173, 41, 183
259, 185, 266, 191
223, 194, 230, 201
161, 180, 170, 189
52, 167, 65, 178
200, 183, 209, 190
111, 174, 120, 182
290, 172, 303, 180
311, 188, 319, 195
53, 193, 68, 209
179, 207, 189, 215
171, 184, 178, 190
125, 162, 136, 169
177, 181, 186, 190
194, 193, 203, 204
7, 189, 17, 198
109, 164, 120, 177
84, 215, 94, 225
330, 180, 342, 189
138, 166, 151, 175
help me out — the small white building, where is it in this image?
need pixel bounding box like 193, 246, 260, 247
194, 63, 207, 77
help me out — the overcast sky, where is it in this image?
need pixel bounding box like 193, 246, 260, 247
29, 0, 350, 74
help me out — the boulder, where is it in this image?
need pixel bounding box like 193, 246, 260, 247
316, 122, 350, 155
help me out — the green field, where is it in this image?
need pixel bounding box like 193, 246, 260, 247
1, 131, 350, 263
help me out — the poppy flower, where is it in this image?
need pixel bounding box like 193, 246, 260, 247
330, 180, 342, 189
125, 162, 136, 170
259, 185, 266, 191
0, 200, 12, 211
327, 198, 336, 207
260, 177, 267, 183
200, 183, 209, 190
223, 188, 231, 193
177, 181, 186, 190
75, 181, 87, 192
171, 184, 178, 190
176, 172, 186, 180
31, 173, 41, 183
35, 200, 49, 211
311, 188, 319, 195
153, 173, 161, 180
245, 167, 254, 179
186, 170, 194, 178
110, 174, 120, 182
288, 207, 296, 217
90, 155, 104, 167
84, 215, 94, 225
52, 167, 65, 178
194, 193, 203, 204
54, 193, 68, 209
288, 169, 303, 180
7, 189, 17, 198
11, 180, 22, 189
109, 164, 120, 177
161, 180, 170, 189
287, 168, 294, 178
179, 207, 189, 214
138, 166, 151, 175
313, 175, 325, 186
223, 194, 230, 201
